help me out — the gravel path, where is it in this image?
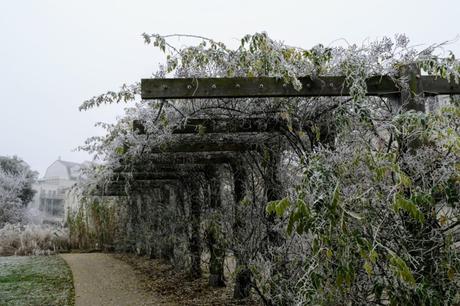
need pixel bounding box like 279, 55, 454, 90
61, 253, 162, 306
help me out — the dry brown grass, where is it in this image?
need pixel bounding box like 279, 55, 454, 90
0, 223, 69, 256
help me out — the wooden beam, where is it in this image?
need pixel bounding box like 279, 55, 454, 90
142, 76, 394, 99
111, 173, 181, 181
141, 75, 460, 100
421, 76, 460, 95
91, 179, 178, 196
134, 117, 285, 135
116, 164, 208, 172
113, 166, 208, 178
147, 133, 278, 153
120, 152, 236, 166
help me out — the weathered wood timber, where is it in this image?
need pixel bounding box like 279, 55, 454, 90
91, 179, 178, 196
230, 162, 252, 299
204, 165, 226, 287
113, 164, 208, 175
147, 133, 280, 153
186, 179, 203, 279
97, 155, 245, 196
99, 168, 207, 195
134, 117, 287, 135
141, 75, 460, 99
124, 152, 236, 166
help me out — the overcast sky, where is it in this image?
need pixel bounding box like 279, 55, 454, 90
1, 0, 459, 176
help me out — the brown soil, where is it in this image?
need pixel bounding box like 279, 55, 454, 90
113, 253, 261, 306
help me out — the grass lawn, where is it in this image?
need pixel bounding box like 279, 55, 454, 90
0, 255, 74, 306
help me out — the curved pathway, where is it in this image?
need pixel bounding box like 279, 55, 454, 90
61, 253, 163, 306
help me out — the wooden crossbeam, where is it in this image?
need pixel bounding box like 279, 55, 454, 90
141, 76, 460, 99
111, 172, 182, 181
147, 133, 278, 153
120, 152, 235, 166
113, 164, 208, 176
133, 117, 287, 135
97, 166, 210, 196
92, 179, 178, 196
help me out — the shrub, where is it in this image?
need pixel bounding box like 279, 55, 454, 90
67, 198, 120, 250
0, 223, 69, 256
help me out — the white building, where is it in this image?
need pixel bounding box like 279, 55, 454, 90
30, 158, 83, 224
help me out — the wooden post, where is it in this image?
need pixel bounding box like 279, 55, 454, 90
147, 191, 160, 259
134, 194, 145, 256
390, 64, 425, 153
171, 184, 189, 267
230, 162, 252, 299
264, 147, 284, 247
159, 186, 174, 260
186, 180, 202, 279
139, 193, 149, 257
400, 64, 425, 112
204, 165, 226, 287
208, 165, 223, 209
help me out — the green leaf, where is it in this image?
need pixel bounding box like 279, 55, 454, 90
197, 124, 207, 136
369, 249, 378, 263
267, 197, 290, 217
160, 113, 169, 127
266, 201, 277, 214
277, 198, 290, 216
364, 261, 373, 276
240, 198, 252, 206
375, 167, 387, 181
393, 193, 425, 223
389, 253, 416, 286
330, 183, 341, 209
287, 199, 310, 235
287, 212, 296, 235
286, 199, 308, 235
398, 172, 412, 187
447, 266, 456, 281
313, 125, 321, 142
115, 146, 125, 155
344, 209, 363, 220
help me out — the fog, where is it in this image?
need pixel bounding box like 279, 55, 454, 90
1, 0, 459, 175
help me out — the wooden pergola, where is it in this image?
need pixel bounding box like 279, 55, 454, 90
95, 67, 460, 297
101, 67, 460, 196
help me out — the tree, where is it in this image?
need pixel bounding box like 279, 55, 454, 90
0, 156, 37, 226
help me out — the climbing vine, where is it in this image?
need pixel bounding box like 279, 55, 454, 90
75, 33, 460, 305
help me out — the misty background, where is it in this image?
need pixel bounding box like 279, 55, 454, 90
1, 0, 459, 176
